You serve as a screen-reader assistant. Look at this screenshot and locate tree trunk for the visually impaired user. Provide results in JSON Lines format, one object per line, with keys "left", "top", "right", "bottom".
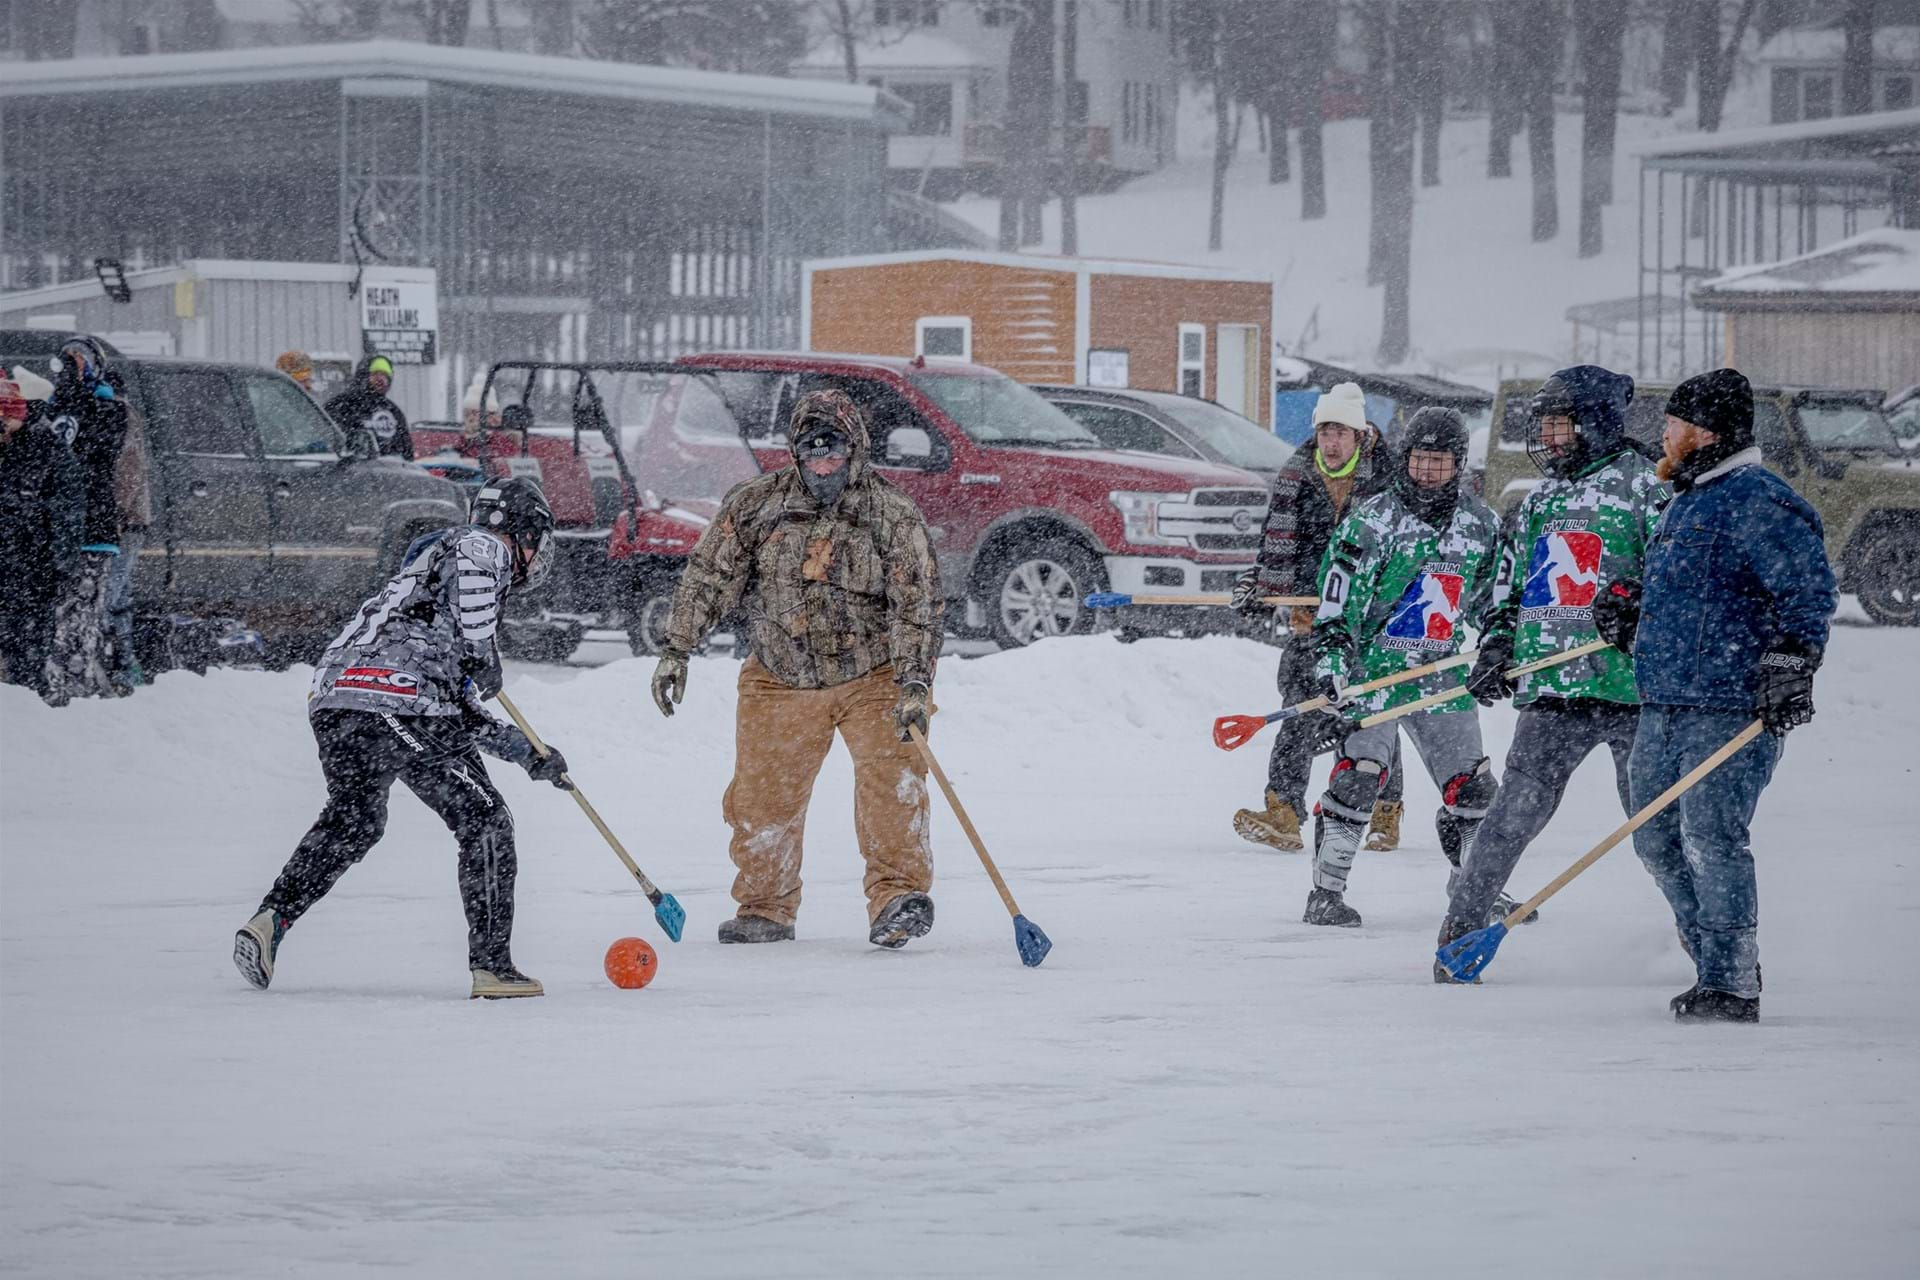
{"left": 1659, "top": 0, "right": 1693, "bottom": 114}
{"left": 1000, "top": 1, "right": 1052, "bottom": 251}
{"left": 834, "top": 0, "right": 860, "bottom": 83}
{"left": 1366, "top": 3, "right": 1390, "bottom": 284}
{"left": 1061, "top": 0, "right": 1081, "bottom": 256}
{"left": 1577, "top": 0, "right": 1625, "bottom": 257}
{"left": 1411, "top": 3, "right": 1444, "bottom": 188}
{"left": 1210, "top": 76, "right": 1232, "bottom": 251}
{"left": 1296, "top": 0, "right": 1332, "bottom": 219}
{"left": 1488, "top": 7, "right": 1517, "bottom": 179}
{"left": 1523, "top": 0, "right": 1560, "bottom": 242}
{"left": 1696, "top": 0, "right": 1759, "bottom": 133}
{"left": 1268, "top": 98, "right": 1291, "bottom": 183}
{"left": 487, "top": 0, "right": 503, "bottom": 50}
{"left": 1378, "top": 2, "right": 1418, "bottom": 365}
{"left": 1841, "top": 0, "right": 1876, "bottom": 116}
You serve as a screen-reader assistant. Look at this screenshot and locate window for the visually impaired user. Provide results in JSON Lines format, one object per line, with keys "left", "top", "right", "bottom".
{"left": 1802, "top": 73, "right": 1835, "bottom": 121}
{"left": 1884, "top": 74, "right": 1914, "bottom": 112}
{"left": 247, "top": 375, "right": 339, "bottom": 456}
{"left": 1771, "top": 68, "right": 1801, "bottom": 123}
{"left": 916, "top": 316, "right": 972, "bottom": 362}
{"left": 1054, "top": 402, "right": 1197, "bottom": 458}
{"left": 146, "top": 371, "right": 252, "bottom": 455}
{"left": 906, "top": 370, "right": 1099, "bottom": 448}
{"left": 889, "top": 82, "right": 954, "bottom": 137}
{"left": 1177, "top": 324, "right": 1206, "bottom": 398}
{"left": 874, "top": 0, "right": 938, "bottom": 26}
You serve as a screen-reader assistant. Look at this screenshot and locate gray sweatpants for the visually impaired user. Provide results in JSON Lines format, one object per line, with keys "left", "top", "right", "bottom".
{"left": 1314, "top": 708, "right": 1491, "bottom": 895}
{"left": 1445, "top": 699, "right": 1637, "bottom": 928}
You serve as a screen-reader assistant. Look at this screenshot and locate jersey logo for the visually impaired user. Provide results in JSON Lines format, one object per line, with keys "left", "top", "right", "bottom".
{"left": 336, "top": 666, "right": 421, "bottom": 697}
{"left": 1520, "top": 529, "right": 1602, "bottom": 618}
{"left": 1383, "top": 570, "right": 1465, "bottom": 649}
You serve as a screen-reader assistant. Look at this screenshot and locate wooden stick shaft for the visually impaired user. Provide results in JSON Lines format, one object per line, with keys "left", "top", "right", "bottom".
{"left": 1503, "top": 719, "right": 1764, "bottom": 926}
{"left": 495, "top": 692, "right": 660, "bottom": 899}
{"left": 907, "top": 725, "right": 1022, "bottom": 920}
{"left": 1123, "top": 593, "right": 1318, "bottom": 607}
{"left": 1352, "top": 639, "right": 1616, "bottom": 729}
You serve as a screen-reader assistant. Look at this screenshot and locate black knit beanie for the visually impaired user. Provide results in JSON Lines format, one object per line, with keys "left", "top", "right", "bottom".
{"left": 1665, "top": 369, "right": 1754, "bottom": 450}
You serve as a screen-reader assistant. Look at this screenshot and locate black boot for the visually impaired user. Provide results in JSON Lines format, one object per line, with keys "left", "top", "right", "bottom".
{"left": 1434, "top": 916, "right": 1479, "bottom": 984}
{"left": 1674, "top": 988, "right": 1759, "bottom": 1023}
{"left": 718, "top": 914, "right": 795, "bottom": 944}
{"left": 869, "top": 893, "right": 935, "bottom": 949}
{"left": 1303, "top": 887, "right": 1362, "bottom": 927}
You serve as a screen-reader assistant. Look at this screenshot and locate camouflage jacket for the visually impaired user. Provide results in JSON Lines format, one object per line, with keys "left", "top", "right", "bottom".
{"left": 664, "top": 393, "right": 941, "bottom": 690}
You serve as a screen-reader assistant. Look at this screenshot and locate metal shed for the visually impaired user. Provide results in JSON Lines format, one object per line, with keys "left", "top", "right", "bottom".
{"left": 1, "top": 41, "right": 976, "bottom": 415}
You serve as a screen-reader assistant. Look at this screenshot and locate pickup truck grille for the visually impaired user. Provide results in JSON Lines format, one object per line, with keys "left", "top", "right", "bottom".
{"left": 1155, "top": 487, "right": 1267, "bottom": 553}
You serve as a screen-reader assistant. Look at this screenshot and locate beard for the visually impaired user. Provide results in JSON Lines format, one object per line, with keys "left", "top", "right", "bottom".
{"left": 1656, "top": 427, "right": 1697, "bottom": 483}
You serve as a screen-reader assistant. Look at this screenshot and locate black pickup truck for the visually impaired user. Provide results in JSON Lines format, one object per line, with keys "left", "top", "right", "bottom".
{"left": 4, "top": 331, "right": 466, "bottom": 667}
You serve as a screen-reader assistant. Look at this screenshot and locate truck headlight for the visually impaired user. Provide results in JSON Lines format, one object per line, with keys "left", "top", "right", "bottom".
{"left": 1108, "top": 491, "right": 1187, "bottom": 548}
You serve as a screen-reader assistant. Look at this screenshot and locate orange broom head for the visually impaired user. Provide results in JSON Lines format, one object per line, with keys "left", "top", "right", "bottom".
{"left": 1213, "top": 715, "right": 1267, "bottom": 752}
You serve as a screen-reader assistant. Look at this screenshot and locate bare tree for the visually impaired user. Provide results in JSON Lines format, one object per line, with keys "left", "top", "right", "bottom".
{"left": 1577, "top": 0, "right": 1626, "bottom": 256}
{"left": 1694, "top": 0, "right": 1760, "bottom": 132}
{"left": 1841, "top": 0, "right": 1876, "bottom": 116}
{"left": 1659, "top": 0, "right": 1692, "bottom": 113}
{"left": 525, "top": 0, "right": 575, "bottom": 54}
{"left": 406, "top": 0, "right": 473, "bottom": 45}
{"left": 1296, "top": 0, "right": 1333, "bottom": 219}
{"left": 1408, "top": 1, "right": 1446, "bottom": 188}
{"left": 1061, "top": 0, "right": 1083, "bottom": 255}
{"left": 998, "top": 0, "right": 1053, "bottom": 250}
{"left": 1488, "top": 3, "right": 1521, "bottom": 178}
{"left": 1520, "top": 0, "right": 1561, "bottom": 241}
{"left": 1372, "top": 2, "right": 1418, "bottom": 364}
{"left": 1210, "top": 7, "right": 1232, "bottom": 251}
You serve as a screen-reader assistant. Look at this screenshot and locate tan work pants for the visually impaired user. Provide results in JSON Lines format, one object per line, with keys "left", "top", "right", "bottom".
{"left": 724, "top": 658, "right": 932, "bottom": 926}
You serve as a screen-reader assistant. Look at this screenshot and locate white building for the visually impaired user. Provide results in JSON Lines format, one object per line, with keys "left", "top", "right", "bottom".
{"left": 795, "top": 1, "right": 1180, "bottom": 199}
{"left": 1754, "top": 22, "right": 1918, "bottom": 124}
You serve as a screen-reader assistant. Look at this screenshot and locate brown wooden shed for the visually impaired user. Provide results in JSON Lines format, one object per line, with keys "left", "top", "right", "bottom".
{"left": 801, "top": 250, "right": 1273, "bottom": 425}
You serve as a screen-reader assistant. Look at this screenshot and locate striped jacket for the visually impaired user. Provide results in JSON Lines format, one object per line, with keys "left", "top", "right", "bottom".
{"left": 1251, "top": 436, "right": 1393, "bottom": 624}
{"left": 307, "top": 528, "right": 526, "bottom": 758}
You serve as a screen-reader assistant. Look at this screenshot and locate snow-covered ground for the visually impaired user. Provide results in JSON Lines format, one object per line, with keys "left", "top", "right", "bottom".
{"left": 951, "top": 107, "right": 1680, "bottom": 384}
{"left": 3, "top": 629, "right": 1917, "bottom": 1276}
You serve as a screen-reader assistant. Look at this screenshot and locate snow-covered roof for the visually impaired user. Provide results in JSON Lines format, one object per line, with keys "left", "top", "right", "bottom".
{"left": 0, "top": 40, "right": 906, "bottom": 126}
{"left": 1633, "top": 105, "right": 1920, "bottom": 159}
{"left": 804, "top": 249, "right": 1269, "bottom": 285}
{"left": 797, "top": 29, "right": 993, "bottom": 75}
{"left": 1757, "top": 23, "right": 1919, "bottom": 65}
{"left": 1693, "top": 229, "right": 1920, "bottom": 310}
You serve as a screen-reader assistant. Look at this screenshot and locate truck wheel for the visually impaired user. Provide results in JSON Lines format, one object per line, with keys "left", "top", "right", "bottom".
{"left": 498, "top": 619, "right": 583, "bottom": 663}
{"left": 982, "top": 538, "right": 1104, "bottom": 648}
{"left": 625, "top": 590, "right": 676, "bottom": 656}
{"left": 1855, "top": 527, "right": 1920, "bottom": 626}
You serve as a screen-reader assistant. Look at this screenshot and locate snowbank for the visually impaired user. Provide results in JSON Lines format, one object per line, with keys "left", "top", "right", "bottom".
{"left": 3, "top": 631, "right": 1919, "bottom": 1275}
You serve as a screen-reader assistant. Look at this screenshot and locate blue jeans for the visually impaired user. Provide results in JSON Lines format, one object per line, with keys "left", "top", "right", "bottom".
{"left": 1629, "top": 705, "right": 1780, "bottom": 999}
{"left": 107, "top": 528, "right": 143, "bottom": 678}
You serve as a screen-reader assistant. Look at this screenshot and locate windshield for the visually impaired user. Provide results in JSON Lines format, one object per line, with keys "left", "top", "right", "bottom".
{"left": 628, "top": 372, "right": 766, "bottom": 502}
{"left": 908, "top": 370, "right": 1100, "bottom": 448}
{"left": 1800, "top": 401, "right": 1901, "bottom": 454}
{"left": 1149, "top": 396, "right": 1295, "bottom": 471}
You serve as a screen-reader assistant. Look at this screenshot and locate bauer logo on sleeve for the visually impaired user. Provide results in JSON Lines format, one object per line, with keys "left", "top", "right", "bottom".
{"left": 1520, "top": 524, "right": 1602, "bottom": 620}
{"left": 1383, "top": 566, "right": 1465, "bottom": 650}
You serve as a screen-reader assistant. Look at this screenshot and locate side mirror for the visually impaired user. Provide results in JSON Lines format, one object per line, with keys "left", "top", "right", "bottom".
{"left": 886, "top": 426, "right": 934, "bottom": 464}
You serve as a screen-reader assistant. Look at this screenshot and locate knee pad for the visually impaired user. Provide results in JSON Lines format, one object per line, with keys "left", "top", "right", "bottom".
{"left": 1320, "top": 756, "right": 1386, "bottom": 824}
{"left": 1441, "top": 757, "right": 1497, "bottom": 818}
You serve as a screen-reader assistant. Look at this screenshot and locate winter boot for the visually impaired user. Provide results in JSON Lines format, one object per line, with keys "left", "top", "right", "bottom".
{"left": 1434, "top": 916, "right": 1480, "bottom": 984}
{"left": 232, "top": 909, "right": 289, "bottom": 990}
{"left": 1303, "top": 887, "right": 1362, "bottom": 928}
{"left": 869, "top": 892, "right": 935, "bottom": 949}
{"left": 1492, "top": 891, "right": 1540, "bottom": 926}
{"left": 1364, "top": 801, "right": 1403, "bottom": 852}
{"left": 1674, "top": 988, "right": 1758, "bottom": 1023}
{"left": 471, "top": 966, "right": 544, "bottom": 999}
{"left": 1233, "top": 791, "right": 1303, "bottom": 851}
{"left": 718, "top": 914, "right": 795, "bottom": 944}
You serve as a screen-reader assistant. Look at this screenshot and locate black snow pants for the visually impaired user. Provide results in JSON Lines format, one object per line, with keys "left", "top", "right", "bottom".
{"left": 1267, "top": 634, "right": 1402, "bottom": 811}
{"left": 1444, "top": 698, "right": 1638, "bottom": 928}
{"left": 260, "top": 708, "right": 519, "bottom": 971}
{"left": 0, "top": 583, "right": 57, "bottom": 700}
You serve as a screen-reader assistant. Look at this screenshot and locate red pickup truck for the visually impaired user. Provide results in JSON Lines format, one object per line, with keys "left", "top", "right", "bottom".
{"left": 611, "top": 352, "right": 1270, "bottom": 651}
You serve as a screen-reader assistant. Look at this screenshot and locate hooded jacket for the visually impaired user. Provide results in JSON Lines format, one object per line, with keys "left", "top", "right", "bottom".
{"left": 0, "top": 418, "right": 86, "bottom": 603}
{"left": 45, "top": 340, "right": 129, "bottom": 549}
{"left": 1252, "top": 430, "right": 1393, "bottom": 630}
{"left": 665, "top": 390, "right": 941, "bottom": 690}
{"left": 324, "top": 357, "right": 412, "bottom": 458}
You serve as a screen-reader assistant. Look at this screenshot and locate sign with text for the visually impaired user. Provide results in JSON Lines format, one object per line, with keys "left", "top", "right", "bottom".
{"left": 360, "top": 275, "right": 439, "bottom": 365}
{"left": 1088, "top": 348, "right": 1129, "bottom": 389}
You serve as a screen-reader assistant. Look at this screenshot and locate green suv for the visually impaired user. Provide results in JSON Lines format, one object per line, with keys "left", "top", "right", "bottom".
{"left": 1487, "top": 380, "right": 1920, "bottom": 626}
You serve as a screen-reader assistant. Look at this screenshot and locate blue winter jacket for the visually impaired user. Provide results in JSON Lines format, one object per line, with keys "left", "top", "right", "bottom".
{"left": 1633, "top": 453, "right": 1836, "bottom": 711}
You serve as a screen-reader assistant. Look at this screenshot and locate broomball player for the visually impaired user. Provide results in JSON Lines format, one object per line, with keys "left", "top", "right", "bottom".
{"left": 233, "top": 478, "right": 574, "bottom": 999}
{"left": 1435, "top": 366, "right": 1670, "bottom": 980}
{"left": 1297, "top": 408, "right": 1502, "bottom": 927}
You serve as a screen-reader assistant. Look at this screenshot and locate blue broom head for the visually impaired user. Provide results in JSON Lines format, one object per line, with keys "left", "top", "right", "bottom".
{"left": 654, "top": 893, "right": 687, "bottom": 944}
{"left": 1435, "top": 920, "right": 1508, "bottom": 983}
{"left": 1082, "top": 592, "right": 1131, "bottom": 609}
{"left": 1013, "top": 914, "right": 1053, "bottom": 968}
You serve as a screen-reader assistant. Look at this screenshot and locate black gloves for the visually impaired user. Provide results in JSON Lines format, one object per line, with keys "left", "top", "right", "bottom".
{"left": 1466, "top": 635, "right": 1516, "bottom": 706}
{"left": 1299, "top": 708, "right": 1350, "bottom": 755}
{"left": 1594, "top": 578, "right": 1643, "bottom": 653}
{"left": 1230, "top": 568, "right": 1267, "bottom": 617}
{"left": 526, "top": 745, "right": 574, "bottom": 790}
{"left": 1755, "top": 642, "right": 1819, "bottom": 735}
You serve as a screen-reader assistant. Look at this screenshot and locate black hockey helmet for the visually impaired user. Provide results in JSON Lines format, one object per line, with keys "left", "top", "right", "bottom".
{"left": 471, "top": 476, "right": 556, "bottom": 589}
{"left": 1395, "top": 406, "right": 1468, "bottom": 525}
{"left": 1528, "top": 365, "right": 1634, "bottom": 479}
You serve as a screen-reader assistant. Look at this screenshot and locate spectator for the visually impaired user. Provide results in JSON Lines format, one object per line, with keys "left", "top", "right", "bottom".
{"left": 107, "top": 367, "right": 153, "bottom": 693}
{"left": 0, "top": 374, "right": 85, "bottom": 703}
{"left": 44, "top": 337, "right": 128, "bottom": 701}
{"left": 275, "top": 350, "right": 316, "bottom": 394}
{"left": 324, "top": 354, "right": 411, "bottom": 458}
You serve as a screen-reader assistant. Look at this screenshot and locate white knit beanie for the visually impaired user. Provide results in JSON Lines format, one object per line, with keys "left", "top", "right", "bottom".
{"left": 462, "top": 375, "right": 499, "bottom": 415}
{"left": 1311, "top": 381, "right": 1368, "bottom": 433}
{"left": 10, "top": 364, "right": 55, "bottom": 401}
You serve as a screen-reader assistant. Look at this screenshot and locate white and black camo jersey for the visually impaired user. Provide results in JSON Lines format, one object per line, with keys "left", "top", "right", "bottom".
{"left": 309, "top": 527, "right": 512, "bottom": 717}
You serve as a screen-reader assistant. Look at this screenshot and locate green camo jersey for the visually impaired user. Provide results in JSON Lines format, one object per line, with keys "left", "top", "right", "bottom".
{"left": 1484, "top": 448, "right": 1669, "bottom": 706}
{"left": 1312, "top": 488, "right": 1501, "bottom": 715}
